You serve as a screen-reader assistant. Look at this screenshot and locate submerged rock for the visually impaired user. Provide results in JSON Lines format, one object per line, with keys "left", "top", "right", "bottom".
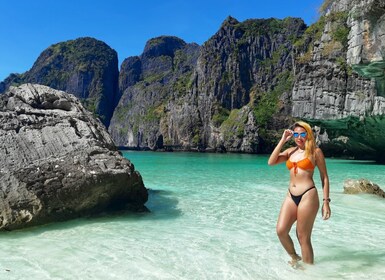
{"left": 0, "top": 83, "right": 148, "bottom": 230}
{"left": 343, "top": 178, "right": 385, "bottom": 198}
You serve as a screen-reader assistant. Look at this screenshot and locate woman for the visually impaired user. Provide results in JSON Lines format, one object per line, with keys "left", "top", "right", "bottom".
{"left": 268, "top": 121, "right": 331, "bottom": 265}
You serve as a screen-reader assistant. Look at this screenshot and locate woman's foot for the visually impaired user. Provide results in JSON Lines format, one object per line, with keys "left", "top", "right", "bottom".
{"left": 288, "top": 253, "right": 302, "bottom": 268}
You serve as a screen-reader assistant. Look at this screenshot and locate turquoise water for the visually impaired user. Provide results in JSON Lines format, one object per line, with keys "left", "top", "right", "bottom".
{"left": 1, "top": 151, "right": 384, "bottom": 279}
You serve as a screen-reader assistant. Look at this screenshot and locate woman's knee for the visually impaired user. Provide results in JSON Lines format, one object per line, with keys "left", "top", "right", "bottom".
{"left": 296, "top": 230, "right": 311, "bottom": 245}
{"left": 276, "top": 225, "right": 289, "bottom": 238}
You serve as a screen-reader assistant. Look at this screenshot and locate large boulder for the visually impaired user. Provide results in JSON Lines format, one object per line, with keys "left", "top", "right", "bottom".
{"left": 0, "top": 83, "right": 148, "bottom": 230}
{"left": 343, "top": 178, "right": 385, "bottom": 198}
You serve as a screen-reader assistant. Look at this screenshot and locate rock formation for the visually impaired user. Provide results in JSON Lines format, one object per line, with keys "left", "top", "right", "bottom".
{"left": 0, "top": 84, "right": 148, "bottom": 230}
{"left": 343, "top": 178, "right": 385, "bottom": 198}
{"left": 110, "top": 18, "right": 306, "bottom": 152}
{"left": 291, "top": 0, "right": 385, "bottom": 161}
{"left": 3, "top": 0, "right": 385, "bottom": 161}
{"left": 0, "top": 37, "right": 119, "bottom": 127}
{"left": 109, "top": 36, "right": 201, "bottom": 150}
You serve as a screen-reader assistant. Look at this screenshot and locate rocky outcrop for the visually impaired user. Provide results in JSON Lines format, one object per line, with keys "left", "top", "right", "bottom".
{"left": 292, "top": 0, "right": 384, "bottom": 119}
{"left": 0, "top": 37, "right": 119, "bottom": 127}
{"left": 0, "top": 83, "right": 147, "bottom": 230}
{"left": 109, "top": 36, "right": 201, "bottom": 150}
{"left": 110, "top": 18, "right": 306, "bottom": 152}
{"left": 291, "top": 0, "right": 385, "bottom": 161}
{"left": 347, "top": 0, "right": 385, "bottom": 102}
{"left": 191, "top": 17, "right": 304, "bottom": 152}
{"left": 346, "top": 0, "right": 385, "bottom": 66}
{"left": 343, "top": 178, "right": 385, "bottom": 198}
{"left": 3, "top": 1, "right": 385, "bottom": 161}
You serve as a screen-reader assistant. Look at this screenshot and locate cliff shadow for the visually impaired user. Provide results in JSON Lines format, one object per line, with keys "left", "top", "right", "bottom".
{"left": 79, "top": 188, "right": 181, "bottom": 222}
{"left": 83, "top": 188, "right": 181, "bottom": 222}
{"left": 143, "top": 188, "right": 182, "bottom": 220}
{"left": 0, "top": 189, "right": 181, "bottom": 235}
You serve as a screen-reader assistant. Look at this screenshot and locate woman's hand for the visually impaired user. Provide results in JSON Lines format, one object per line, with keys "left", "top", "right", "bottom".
{"left": 268, "top": 129, "right": 293, "bottom": 166}
{"left": 322, "top": 203, "right": 331, "bottom": 220}
{"left": 281, "top": 129, "right": 293, "bottom": 143}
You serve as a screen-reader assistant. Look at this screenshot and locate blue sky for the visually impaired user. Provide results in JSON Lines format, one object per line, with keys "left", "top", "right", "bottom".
{"left": 0, "top": 0, "right": 324, "bottom": 81}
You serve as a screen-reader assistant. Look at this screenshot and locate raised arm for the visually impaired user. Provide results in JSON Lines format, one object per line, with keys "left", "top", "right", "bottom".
{"left": 268, "top": 129, "right": 294, "bottom": 166}
{"left": 315, "top": 147, "right": 331, "bottom": 220}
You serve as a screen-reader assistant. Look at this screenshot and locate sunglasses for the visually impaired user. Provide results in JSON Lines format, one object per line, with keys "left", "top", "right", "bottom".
{"left": 293, "top": 132, "right": 307, "bottom": 138}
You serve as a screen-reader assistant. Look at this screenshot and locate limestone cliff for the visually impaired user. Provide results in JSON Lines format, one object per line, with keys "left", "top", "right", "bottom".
{"left": 111, "top": 3, "right": 385, "bottom": 159}
{"left": 293, "top": 0, "right": 385, "bottom": 119}
{"left": 110, "top": 18, "right": 306, "bottom": 152}
{"left": 0, "top": 37, "right": 119, "bottom": 127}
{"left": 0, "top": 84, "right": 147, "bottom": 230}
{"left": 292, "top": 0, "right": 385, "bottom": 161}
{"left": 3, "top": 0, "right": 385, "bottom": 161}
{"left": 109, "top": 36, "right": 201, "bottom": 150}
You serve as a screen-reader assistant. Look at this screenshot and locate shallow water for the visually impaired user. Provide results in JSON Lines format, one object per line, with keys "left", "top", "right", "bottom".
{"left": 0, "top": 152, "right": 384, "bottom": 279}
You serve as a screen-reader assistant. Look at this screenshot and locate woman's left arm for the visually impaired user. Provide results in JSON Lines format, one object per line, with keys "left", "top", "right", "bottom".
{"left": 315, "top": 148, "right": 331, "bottom": 220}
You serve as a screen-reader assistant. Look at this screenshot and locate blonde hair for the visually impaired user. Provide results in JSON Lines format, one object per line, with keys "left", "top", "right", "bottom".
{"left": 294, "top": 121, "right": 315, "bottom": 158}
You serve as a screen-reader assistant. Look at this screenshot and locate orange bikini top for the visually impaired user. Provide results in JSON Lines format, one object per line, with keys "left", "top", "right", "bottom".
{"left": 286, "top": 158, "right": 315, "bottom": 175}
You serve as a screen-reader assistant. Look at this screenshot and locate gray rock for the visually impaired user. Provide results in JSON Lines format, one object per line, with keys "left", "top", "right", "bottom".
{"left": 110, "top": 18, "right": 305, "bottom": 152}
{"left": 290, "top": 0, "right": 385, "bottom": 161}
{"left": 109, "top": 36, "right": 201, "bottom": 150}
{"left": 0, "top": 83, "right": 148, "bottom": 230}
{"left": 343, "top": 178, "right": 385, "bottom": 198}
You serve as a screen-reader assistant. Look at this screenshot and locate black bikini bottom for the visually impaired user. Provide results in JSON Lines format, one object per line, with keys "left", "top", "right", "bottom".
{"left": 289, "top": 186, "right": 316, "bottom": 206}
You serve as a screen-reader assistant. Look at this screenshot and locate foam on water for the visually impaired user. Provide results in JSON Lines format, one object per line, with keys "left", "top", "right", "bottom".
{"left": 0, "top": 152, "right": 384, "bottom": 279}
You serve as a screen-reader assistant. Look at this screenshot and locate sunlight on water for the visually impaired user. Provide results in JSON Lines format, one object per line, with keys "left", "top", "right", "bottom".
{"left": 0, "top": 152, "right": 384, "bottom": 279}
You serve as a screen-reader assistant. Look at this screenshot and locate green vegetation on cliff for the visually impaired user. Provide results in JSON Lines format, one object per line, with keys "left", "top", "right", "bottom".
{"left": 221, "top": 109, "right": 247, "bottom": 141}
{"left": 236, "top": 17, "right": 303, "bottom": 38}
{"left": 295, "top": 9, "right": 349, "bottom": 65}
{"left": 253, "top": 70, "right": 294, "bottom": 127}
{"left": 212, "top": 104, "right": 230, "bottom": 127}
{"left": 1, "top": 37, "right": 119, "bottom": 126}
{"left": 319, "top": 0, "right": 335, "bottom": 15}
{"left": 294, "top": 16, "right": 326, "bottom": 63}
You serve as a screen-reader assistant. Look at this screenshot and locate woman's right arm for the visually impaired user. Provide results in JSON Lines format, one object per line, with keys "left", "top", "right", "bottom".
{"left": 268, "top": 129, "right": 293, "bottom": 166}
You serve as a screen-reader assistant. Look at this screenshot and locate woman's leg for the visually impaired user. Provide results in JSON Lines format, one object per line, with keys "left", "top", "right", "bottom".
{"left": 296, "top": 189, "right": 319, "bottom": 264}
{"left": 276, "top": 195, "right": 300, "bottom": 261}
